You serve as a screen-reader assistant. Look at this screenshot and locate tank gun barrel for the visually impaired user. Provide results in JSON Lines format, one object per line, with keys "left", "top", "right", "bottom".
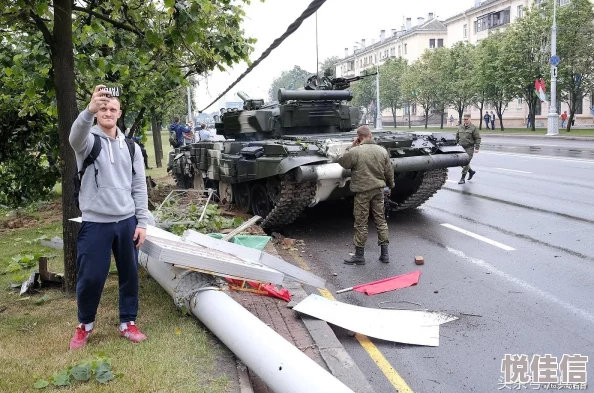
{"left": 278, "top": 88, "right": 353, "bottom": 103}
{"left": 237, "top": 91, "right": 251, "bottom": 102}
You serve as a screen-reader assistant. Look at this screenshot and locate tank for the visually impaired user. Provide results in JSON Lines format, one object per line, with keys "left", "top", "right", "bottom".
{"left": 167, "top": 73, "right": 470, "bottom": 230}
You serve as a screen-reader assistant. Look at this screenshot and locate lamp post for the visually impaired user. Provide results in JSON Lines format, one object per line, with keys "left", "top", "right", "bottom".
{"left": 547, "top": 0, "right": 559, "bottom": 136}
{"left": 376, "top": 64, "right": 383, "bottom": 130}
{"left": 187, "top": 86, "right": 193, "bottom": 124}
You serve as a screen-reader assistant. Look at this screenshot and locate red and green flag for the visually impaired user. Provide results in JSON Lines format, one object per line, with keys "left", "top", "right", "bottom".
{"left": 535, "top": 78, "right": 547, "bottom": 102}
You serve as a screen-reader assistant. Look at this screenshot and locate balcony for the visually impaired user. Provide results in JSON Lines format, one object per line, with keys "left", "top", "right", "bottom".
{"left": 475, "top": 7, "right": 511, "bottom": 33}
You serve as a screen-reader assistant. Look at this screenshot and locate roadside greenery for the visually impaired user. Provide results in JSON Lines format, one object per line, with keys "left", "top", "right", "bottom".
{"left": 346, "top": 0, "right": 594, "bottom": 132}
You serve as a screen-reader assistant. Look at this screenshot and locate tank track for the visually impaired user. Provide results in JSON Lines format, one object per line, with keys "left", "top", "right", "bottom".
{"left": 261, "top": 175, "right": 317, "bottom": 230}
{"left": 393, "top": 168, "right": 448, "bottom": 211}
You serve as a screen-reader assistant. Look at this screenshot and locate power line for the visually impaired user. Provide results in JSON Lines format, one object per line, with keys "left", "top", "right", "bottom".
{"left": 198, "top": 0, "right": 327, "bottom": 113}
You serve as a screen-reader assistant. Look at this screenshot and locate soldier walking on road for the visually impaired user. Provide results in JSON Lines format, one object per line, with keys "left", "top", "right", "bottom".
{"left": 457, "top": 114, "right": 481, "bottom": 184}
{"left": 338, "top": 126, "right": 395, "bottom": 265}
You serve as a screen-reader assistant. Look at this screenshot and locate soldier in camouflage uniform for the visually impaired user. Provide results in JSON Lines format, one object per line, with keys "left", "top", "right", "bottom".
{"left": 456, "top": 114, "right": 481, "bottom": 184}
{"left": 338, "top": 126, "right": 395, "bottom": 265}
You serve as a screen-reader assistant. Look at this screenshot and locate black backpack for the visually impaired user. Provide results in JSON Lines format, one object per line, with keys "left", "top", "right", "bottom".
{"left": 73, "top": 134, "right": 136, "bottom": 209}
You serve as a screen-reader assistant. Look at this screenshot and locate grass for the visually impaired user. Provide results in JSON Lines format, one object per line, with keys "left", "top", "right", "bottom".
{"left": 382, "top": 126, "right": 594, "bottom": 137}
{"left": 144, "top": 130, "right": 174, "bottom": 180}
{"left": 0, "top": 207, "right": 231, "bottom": 393}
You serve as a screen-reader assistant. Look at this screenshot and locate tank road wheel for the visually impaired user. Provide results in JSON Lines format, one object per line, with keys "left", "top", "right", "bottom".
{"left": 251, "top": 183, "right": 272, "bottom": 219}
{"left": 233, "top": 183, "right": 251, "bottom": 213}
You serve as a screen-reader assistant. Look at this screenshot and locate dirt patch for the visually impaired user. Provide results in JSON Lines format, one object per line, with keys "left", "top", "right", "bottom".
{"left": 0, "top": 200, "right": 62, "bottom": 232}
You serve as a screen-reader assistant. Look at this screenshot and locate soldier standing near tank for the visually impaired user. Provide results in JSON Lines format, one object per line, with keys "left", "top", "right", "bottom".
{"left": 338, "top": 126, "right": 395, "bottom": 265}
{"left": 457, "top": 114, "right": 481, "bottom": 184}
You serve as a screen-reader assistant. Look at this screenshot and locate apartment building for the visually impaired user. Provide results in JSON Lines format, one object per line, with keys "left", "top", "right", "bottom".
{"left": 335, "top": 0, "right": 594, "bottom": 127}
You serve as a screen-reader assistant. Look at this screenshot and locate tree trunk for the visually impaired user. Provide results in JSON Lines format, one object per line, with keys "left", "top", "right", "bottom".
{"left": 458, "top": 108, "right": 464, "bottom": 126}
{"left": 478, "top": 105, "right": 483, "bottom": 130}
{"left": 118, "top": 109, "right": 127, "bottom": 133}
{"left": 151, "top": 113, "right": 163, "bottom": 168}
{"left": 440, "top": 106, "right": 445, "bottom": 129}
{"left": 391, "top": 105, "right": 397, "bottom": 128}
{"left": 128, "top": 107, "right": 146, "bottom": 139}
{"left": 408, "top": 103, "right": 411, "bottom": 129}
{"left": 52, "top": 0, "right": 79, "bottom": 293}
{"left": 424, "top": 107, "right": 429, "bottom": 129}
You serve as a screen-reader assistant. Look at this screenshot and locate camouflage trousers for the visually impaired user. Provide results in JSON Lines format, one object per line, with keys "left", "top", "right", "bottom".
{"left": 352, "top": 188, "right": 389, "bottom": 248}
{"left": 461, "top": 146, "right": 475, "bottom": 176}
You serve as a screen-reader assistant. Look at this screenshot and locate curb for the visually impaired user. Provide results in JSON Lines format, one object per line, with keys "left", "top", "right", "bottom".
{"left": 284, "top": 280, "right": 376, "bottom": 393}
{"left": 481, "top": 133, "right": 594, "bottom": 140}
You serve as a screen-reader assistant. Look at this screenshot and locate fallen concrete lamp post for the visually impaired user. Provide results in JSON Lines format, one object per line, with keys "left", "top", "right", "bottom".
{"left": 140, "top": 226, "right": 353, "bottom": 393}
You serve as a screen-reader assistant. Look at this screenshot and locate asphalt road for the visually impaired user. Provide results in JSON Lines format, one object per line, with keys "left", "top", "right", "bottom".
{"left": 285, "top": 136, "right": 594, "bottom": 392}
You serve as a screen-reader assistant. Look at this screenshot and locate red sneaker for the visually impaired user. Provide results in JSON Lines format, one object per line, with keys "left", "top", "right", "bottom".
{"left": 120, "top": 322, "right": 147, "bottom": 343}
{"left": 69, "top": 326, "right": 92, "bottom": 350}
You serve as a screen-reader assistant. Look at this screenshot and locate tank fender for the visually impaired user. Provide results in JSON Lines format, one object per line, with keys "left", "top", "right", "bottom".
{"left": 278, "top": 156, "right": 330, "bottom": 175}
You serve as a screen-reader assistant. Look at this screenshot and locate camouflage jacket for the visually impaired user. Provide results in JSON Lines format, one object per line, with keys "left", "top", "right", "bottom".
{"left": 456, "top": 123, "right": 481, "bottom": 150}
{"left": 338, "top": 139, "right": 395, "bottom": 193}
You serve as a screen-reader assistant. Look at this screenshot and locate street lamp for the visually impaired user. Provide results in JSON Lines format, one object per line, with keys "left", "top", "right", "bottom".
{"left": 376, "top": 64, "right": 383, "bottom": 130}
{"left": 547, "top": 0, "right": 559, "bottom": 136}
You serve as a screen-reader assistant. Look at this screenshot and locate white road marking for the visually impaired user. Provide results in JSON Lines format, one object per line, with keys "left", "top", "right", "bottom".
{"left": 494, "top": 168, "right": 533, "bottom": 174}
{"left": 446, "top": 180, "right": 458, "bottom": 184}
{"left": 482, "top": 151, "right": 594, "bottom": 164}
{"left": 447, "top": 247, "right": 594, "bottom": 325}
{"left": 441, "top": 223, "right": 516, "bottom": 251}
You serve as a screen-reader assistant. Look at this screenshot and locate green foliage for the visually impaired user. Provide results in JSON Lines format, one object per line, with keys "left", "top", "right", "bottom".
{"left": 155, "top": 199, "right": 244, "bottom": 236}
{"left": 1, "top": 253, "right": 43, "bottom": 275}
{"left": 379, "top": 58, "right": 407, "bottom": 125}
{"left": 268, "top": 66, "right": 312, "bottom": 101}
{"left": 33, "top": 354, "right": 117, "bottom": 389}
{"left": 351, "top": 75, "right": 376, "bottom": 126}
{"left": 402, "top": 51, "right": 442, "bottom": 128}
{"left": 556, "top": 0, "right": 594, "bottom": 130}
{"left": 442, "top": 42, "right": 477, "bottom": 118}
{"left": 318, "top": 56, "right": 340, "bottom": 76}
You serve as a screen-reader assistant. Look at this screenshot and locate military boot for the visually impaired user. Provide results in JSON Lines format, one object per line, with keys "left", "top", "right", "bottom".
{"left": 379, "top": 245, "right": 390, "bottom": 263}
{"left": 344, "top": 247, "right": 366, "bottom": 265}
{"left": 458, "top": 174, "right": 466, "bottom": 184}
{"left": 468, "top": 169, "right": 476, "bottom": 180}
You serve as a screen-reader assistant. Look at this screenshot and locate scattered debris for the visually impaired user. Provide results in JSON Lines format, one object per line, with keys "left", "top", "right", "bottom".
{"left": 434, "top": 290, "right": 439, "bottom": 294}
{"left": 293, "top": 294, "right": 457, "bottom": 346}
{"left": 336, "top": 271, "right": 422, "bottom": 295}
{"left": 40, "top": 236, "right": 63, "bottom": 250}
{"left": 222, "top": 215, "right": 261, "bottom": 241}
{"left": 281, "top": 238, "right": 297, "bottom": 247}
{"left": 460, "top": 313, "right": 483, "bottom": 317}
{"left": 415, "top": 256, "right": 424, "bottom": 265}
{"left": 38, "top": 257, "right": 63, "bottom": 286}
{"left": 20, "top": 272, "right": 38, "bottom": 295}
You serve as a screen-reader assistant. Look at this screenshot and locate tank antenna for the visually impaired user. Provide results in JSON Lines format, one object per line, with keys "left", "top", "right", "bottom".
{"left": 315, "top": 11, "right": 319, "bottom": 77}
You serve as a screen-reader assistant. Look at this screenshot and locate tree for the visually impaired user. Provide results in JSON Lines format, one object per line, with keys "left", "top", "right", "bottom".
{"left": 443, "top": 42, "right": 477, "bottom": 125}
{"left": 402, "top": 52, "right": 441, "bottom": 129}
{"left": 426, "top": 48, "right": 451, "bottom": 129}
{"left": 556, "top": 0, "right": 594, "bottom": 131}
{"left": 479, "top": 32, "right": 515, "bottom": 131}
{"left": 503, "top": 2, "right": 552, "bottom": 131}
{"left": 318, "top": 56, "right": 340, "bottom": 76}
{"left": 268, "top": 66, "right": 312, "bottom": 102}
{"left": 1, "top": 0, "right": 255, "bottom": 292}
{"left": 379, "top": 58, "right": 407, "bottom": 128}
{"left": 351, "top": 75, "right": 376, "bottom": 127}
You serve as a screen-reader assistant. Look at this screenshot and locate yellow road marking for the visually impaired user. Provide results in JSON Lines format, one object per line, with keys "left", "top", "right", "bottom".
{"left": 288, "top": 250, "right": 414, "bottom": 393}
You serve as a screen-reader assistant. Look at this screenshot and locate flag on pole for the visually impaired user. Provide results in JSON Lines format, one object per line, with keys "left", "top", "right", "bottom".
{"left": 535, "top": 78, "right": 547, "bottom": 102}
{"left": 336, "top": 270, "right": 422, "bottom": 295}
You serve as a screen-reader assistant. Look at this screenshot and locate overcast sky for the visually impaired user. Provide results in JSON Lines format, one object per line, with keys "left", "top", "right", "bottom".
{"left": 195, "top": 0, "right": 475, "bottom": 113}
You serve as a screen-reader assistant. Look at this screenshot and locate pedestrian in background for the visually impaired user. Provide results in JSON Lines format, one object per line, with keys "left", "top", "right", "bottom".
{"left": 483, "top": 112, "right": 491, "bottom": 130}
{"left": 456, "top": 114, "right": 481, "bottom": 184}
{"left": 198, "top": 123, "right": 211, "bottom": 141}
{"left": 490, "top": 111, "right": 496, "bottom": 130}
{"left": 337, "top": 126, "right": 395, "bottom": 265}
{"left": 449, "top": 115, "right": 455, "bottom": 127}
{"left": 561, "top": 111, "right": 568, "bottom": 128}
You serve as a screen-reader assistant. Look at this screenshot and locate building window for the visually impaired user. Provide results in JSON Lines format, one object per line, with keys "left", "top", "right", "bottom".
{"left": 463, "top": 24, "right": 467, "bottom": 38}
{"left": 429, "top": 39, "right": 436, "bottom": 49}
{"left": 517, "top": 5, "right": 524, "bottom": 18}
{"left": 438, "top": 39, "right": 444, "bottom": 48}
{"left": 476, "top": 8, "right": 511, "bottom": 32}
{"left": 517, "top": 98, "right": 523, "bottom": 109}
{"left": 404, "top": 44, "right": 407, "bottom": 54}
{"left": 559, "top": 0, "right": 570, "bottom": 5}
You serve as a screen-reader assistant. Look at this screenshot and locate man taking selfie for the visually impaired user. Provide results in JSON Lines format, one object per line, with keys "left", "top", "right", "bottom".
{"left": 338, "top": 126, "right": 395, "bottom": 265}
{"left": 68, "top": 85, "right": 150, "bottom": 350}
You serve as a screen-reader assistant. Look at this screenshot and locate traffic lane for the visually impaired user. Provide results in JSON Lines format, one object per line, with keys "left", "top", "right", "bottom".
{"left": 426, "top": 189, "right": 594, "bottom": 261}
{"left": 289, "top": 208, "right": 594, "bottom": 393}
{"left": 456, "top": 150, "right": 594, "bottom": 187}
{"left": 445, "top": 157, "right": 594, "bottom": 223}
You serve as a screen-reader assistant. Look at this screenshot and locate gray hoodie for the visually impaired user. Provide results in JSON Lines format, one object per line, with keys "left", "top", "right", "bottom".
{"left": 69, "top": 109, "right": 149, "bottom": 228}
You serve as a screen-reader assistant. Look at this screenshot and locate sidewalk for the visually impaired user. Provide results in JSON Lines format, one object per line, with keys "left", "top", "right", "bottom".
{"left": 224, "top": 241, "right": 374, "bottom": 393}
{"left": 480, "top": 132, "right": 594, "bottom": 140}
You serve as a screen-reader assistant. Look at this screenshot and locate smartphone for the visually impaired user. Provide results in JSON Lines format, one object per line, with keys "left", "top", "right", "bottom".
{"left": 100, "top": 86, "right": 122, "bottom": 98}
